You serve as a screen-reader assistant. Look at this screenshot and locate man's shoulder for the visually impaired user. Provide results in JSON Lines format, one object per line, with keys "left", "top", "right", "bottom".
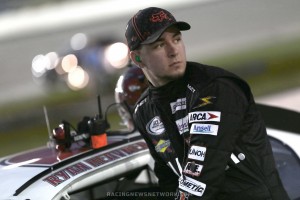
{"left": 186, "top": 61, "right": 235, "bottom": 78}
{"left": 133, "top": 88, "right": 149, "bottom": 114}
{"left": 186, "top": 61, "right": 252, "bottom": 100}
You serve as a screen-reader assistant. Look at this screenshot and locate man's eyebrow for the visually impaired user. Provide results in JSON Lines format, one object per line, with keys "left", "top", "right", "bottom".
{"left": 155, "top": 31, "right": 182, "bottom": 43}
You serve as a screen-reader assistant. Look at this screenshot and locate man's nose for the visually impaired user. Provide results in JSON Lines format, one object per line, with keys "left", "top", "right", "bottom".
{"left": 167, "top": 42, "right": 178, "bottom": 57}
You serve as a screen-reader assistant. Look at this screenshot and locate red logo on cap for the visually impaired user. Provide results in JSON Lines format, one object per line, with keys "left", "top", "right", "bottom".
{"left": 150, "top": 11, "right": 170, "bottom": 23}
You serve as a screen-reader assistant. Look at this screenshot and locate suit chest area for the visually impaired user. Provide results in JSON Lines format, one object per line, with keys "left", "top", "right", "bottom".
{"left": 141, "top": 95, "right": 189, "bottom": 166}
{"left": 142, "top": 87, "right": 220, "bottom": 148}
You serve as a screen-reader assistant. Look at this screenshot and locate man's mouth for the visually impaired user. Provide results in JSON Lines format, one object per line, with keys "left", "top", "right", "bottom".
{"left": 170, "top": 61, "right": 181, "bottom": 67}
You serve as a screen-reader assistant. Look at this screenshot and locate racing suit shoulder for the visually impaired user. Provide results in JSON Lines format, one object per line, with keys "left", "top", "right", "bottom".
{"left": 186, "top": 61, "right": 252, "bottom": 101}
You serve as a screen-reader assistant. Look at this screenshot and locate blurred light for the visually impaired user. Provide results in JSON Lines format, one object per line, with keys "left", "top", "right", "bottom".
{"left": 104, "top": 42, "right": 129, "bottom": 69}
{"left": 31, "top": 54, "right": 50, "bottom": 77}
{"left": 61, "top": 54, "right": 78, "bottom": 73}
{"left": 115, "top": 75, "right": 124, "bottom": 93}
{"left": 54, "top": 58, "right": 65, "bottom": 75}
{"left": 71, "top": 33, "right": 88, "bottom": 50}
{"left": 67, "top": 66, "right": 89, "bottom": 90}
{"left": 45, "top": 52, "right": 59, "bottom": 70}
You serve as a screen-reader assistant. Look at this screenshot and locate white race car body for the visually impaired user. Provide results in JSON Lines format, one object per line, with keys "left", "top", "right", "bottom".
{"left": 0, "top": 134, "right": 152, "bottom": 200}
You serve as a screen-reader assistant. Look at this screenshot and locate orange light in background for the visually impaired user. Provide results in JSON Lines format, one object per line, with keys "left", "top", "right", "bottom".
{"left": 54, "top": 57, "right": 65, "bottom": 75}
{"left": 104, "top": 42, "right": 129, "bottom": 69}
{"left": 67, "top": 66, "right": 89, "bottom": 90}
{"left": 61, "top": 54, "right": 78, "bottom": 73}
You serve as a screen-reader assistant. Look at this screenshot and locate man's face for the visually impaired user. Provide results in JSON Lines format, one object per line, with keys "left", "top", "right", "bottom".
{"left": 138, "top": 26, "right": 187, "bottom": 87}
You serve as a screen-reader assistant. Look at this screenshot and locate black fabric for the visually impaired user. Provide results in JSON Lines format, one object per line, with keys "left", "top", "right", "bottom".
{"left": 133, "top": 62, "right": 289, "bottom": 200}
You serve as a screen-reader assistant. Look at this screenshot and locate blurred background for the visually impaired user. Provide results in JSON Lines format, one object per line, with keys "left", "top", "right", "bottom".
{"left": 1, "top": 0, "right": 300, "bottom": 157}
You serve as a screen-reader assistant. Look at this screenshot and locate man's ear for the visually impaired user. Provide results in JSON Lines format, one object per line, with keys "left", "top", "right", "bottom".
{"left": 130, "top": 51, "right": 143, "bottom": 67}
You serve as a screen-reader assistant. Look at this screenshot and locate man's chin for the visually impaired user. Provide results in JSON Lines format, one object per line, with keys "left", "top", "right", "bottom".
{"left": 169, "top": 71, "right": 185, "bottom": 80}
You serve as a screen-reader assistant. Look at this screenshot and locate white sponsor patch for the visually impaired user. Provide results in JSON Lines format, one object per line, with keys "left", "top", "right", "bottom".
{"left": 183, "top": 162, "right": 203, "bottom": 177}
{"left": 146, "top": 116, "right": 165, "bottom": 135}
{"left": 178, "top": 175, "right": 206, "bottom": 197}
{"left": 176, "top": 115, "right": 189, "bottom": 135}
{"left": 188, "top": 146, "right": 206, "bottom": 161}
{"left": 190, "top": 123, "right": 219, "bottom": 136}
{"left": 189, "top": 111, "right": 221, "bottom": 123}
{"left": 170, "top": 98, "right": 186, "bottom": 114}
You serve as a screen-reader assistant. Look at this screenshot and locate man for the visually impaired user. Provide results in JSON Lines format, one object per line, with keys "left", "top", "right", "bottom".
{"left": 125, "top": 7, "right": 289, "bottom": 200}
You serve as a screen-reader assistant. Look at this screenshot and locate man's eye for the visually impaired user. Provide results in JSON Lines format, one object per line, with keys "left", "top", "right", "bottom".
{"left": 154, "top": 42, "right": 164, "bottom": 49}
{"left": 174, "top": 37, "right": 181, "bottom": 43}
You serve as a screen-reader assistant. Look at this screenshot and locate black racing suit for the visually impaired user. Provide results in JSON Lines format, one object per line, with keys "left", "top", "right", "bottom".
{"left": 133, "top": 62, "right": 289, "bottom": 200}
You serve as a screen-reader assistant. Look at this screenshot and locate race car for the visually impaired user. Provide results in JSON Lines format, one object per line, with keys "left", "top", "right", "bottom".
{"left": 0, "top": 101, "right": 299, "bottom": 200}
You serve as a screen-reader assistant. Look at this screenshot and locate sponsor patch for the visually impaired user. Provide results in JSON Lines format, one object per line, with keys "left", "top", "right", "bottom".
{"left": 190, "top": 123, "right": 219, "bottom": 136}
{"left": 155, "top": 140, "right": 171, "bottom": 153}
{"left": 176, "top": 115, "right": 189, "bottom": 135}
{"left": 188, "top": 146, "right": 206, "bottom": 161}
{"left": 189, "top": 111, "right": 221, "bottom": 123}
{"left": 193, "top": 96, "right": 216, "bottom": 109}
{"left": 183, "top": 162, "right": 203, "bottom": 177}
{"left": 178, "top": 175, "right": 206, "bottom": 197}
{"left": 146, "top": 116, "right": 165, "bottom": 135}
{"left": 170, "top": 98, "right": 186, "bottom": 114}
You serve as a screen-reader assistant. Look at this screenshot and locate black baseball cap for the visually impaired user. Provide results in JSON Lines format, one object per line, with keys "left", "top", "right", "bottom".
{"left": 125, "top": 7, "right": 191, "bottom": 51}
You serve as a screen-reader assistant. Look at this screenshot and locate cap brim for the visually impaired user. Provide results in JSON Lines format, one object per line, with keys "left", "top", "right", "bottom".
{"left": 140, "top": 21, "right": 191, "bottom": 45}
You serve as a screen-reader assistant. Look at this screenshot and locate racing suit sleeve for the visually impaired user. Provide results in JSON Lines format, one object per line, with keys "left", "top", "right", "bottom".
{"left": 179, "top": 78, "right": 250, "bottom": 199}
{"left": 144, "top": 134, "right": 179, "bottom": 193}
{"left": 133, "top": 113, "right": 179, "bottom": 196}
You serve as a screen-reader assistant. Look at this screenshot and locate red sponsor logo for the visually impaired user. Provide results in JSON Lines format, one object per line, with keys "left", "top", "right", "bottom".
{"left": 43, "top": 162, "right": 91, "bottom": 186}
{"left": 43, "top": 142, "right": 148, "bottom": 187}
{"left": 150, "top": 11, "right": 170, "bottom": 22}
